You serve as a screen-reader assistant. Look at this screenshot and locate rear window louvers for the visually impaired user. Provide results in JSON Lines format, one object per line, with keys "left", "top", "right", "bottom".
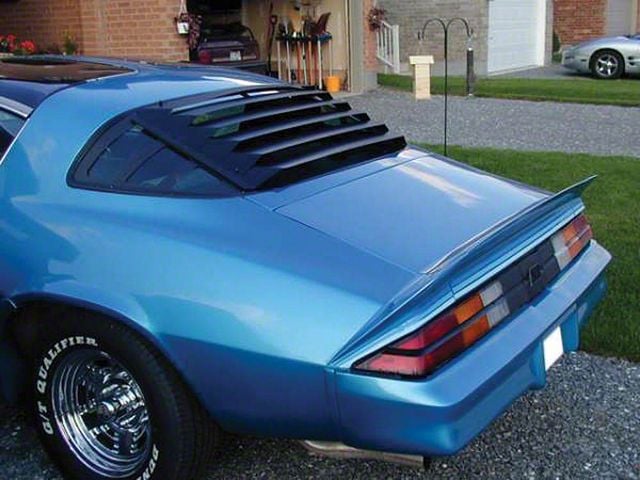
{"left": 128, "top": 86, "right": 406, "bottom": 191}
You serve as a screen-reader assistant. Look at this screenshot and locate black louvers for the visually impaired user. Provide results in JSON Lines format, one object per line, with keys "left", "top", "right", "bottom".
{"left": 131, "top": 85, "right": 407, "bottom": 190}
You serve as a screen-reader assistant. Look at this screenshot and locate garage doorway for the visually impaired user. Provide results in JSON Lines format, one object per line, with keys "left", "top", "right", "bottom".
{"left": 488, "top": 0, "right": 546, "bottom": 74}
{"left": 607, "top": 0, "right": 635, "bottom": 36}
{"left": 187, "top": 0, "right": 353, "bottom": 91}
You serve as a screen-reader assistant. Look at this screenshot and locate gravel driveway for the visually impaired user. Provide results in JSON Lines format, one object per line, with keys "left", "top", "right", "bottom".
{"left": 2, "top": 352, "right": 638, "bottom": 479}
{"left": 347, "top": 89, "right": 640, "bottom": 158}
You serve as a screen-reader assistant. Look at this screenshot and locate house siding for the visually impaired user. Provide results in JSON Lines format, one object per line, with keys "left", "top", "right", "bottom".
{"left": 378, "top": 0, "right": 489, "bottom": 75}
{"left": 0, "top": 0, "right": 188, "bottom": 62}
{"left": 378, "top": 0, "right": 553, "bottom": 75}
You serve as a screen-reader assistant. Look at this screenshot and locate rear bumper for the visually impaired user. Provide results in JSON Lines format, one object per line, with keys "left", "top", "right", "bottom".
{"left": 334, "top": 241, "right": 610, "bottom": 456}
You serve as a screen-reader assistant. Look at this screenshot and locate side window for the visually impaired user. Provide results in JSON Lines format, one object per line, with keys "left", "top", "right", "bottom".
{"left": 72, "top": 122, "right": 230, "bottom": 196}
{"left": 0, "top": 109, "right": 25, "bottom": 158}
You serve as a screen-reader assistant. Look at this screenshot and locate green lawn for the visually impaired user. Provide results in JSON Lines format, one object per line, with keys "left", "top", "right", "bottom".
{"left": 379, "top": 73, "right": 640, "bottom": 107}
{"left": 418, "top": 145, "right": 640, "bottom": 362}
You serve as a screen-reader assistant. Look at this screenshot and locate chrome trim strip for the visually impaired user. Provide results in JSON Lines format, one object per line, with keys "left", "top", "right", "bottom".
{"left": 0, "top": 96, "right": 32, "bottom": 118}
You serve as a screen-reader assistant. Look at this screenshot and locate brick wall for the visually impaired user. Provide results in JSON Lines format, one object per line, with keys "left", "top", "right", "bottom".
{"left": 79, "top": 0, "right": 187, "bottom": 61}
{"left": 378, "top": 0, "right": 489, "bottom": 75}
{"left": 0, "top": 0, "right": 188, "bottom": 62}
{"left": 363, "top": 0, "right": 378, "bottom": 73}
{"left": 553, "top": 0, "right": 607, "bottom": 46}
{"left": 0, "top": 0, "right": 83, "bottom": 52}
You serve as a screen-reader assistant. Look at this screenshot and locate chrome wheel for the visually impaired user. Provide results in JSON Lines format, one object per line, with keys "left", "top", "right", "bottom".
{"left": 595, "top": 53, "right": 620, "bottom": 78}
{"left": 51, "top": 348, "right": 151, "bottom": 478}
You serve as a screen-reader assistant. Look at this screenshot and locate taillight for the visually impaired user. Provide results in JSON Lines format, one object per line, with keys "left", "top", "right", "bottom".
{"left": 198, "top": 50, "right": 212, "bottom": 64}
{"left": 354, "top": 214, "right": 593, "bottom": 378}
{"left": 551, "top": 214, "right": 592, "bottom": 268}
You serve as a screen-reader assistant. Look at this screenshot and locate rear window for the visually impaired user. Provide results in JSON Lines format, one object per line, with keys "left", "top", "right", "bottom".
{"left": 70, "top": 122, "right": 231, "bottom": 196}
{"left": 70, "top": 86, "right": 406, "bottom": 193}
{"left": 0, "top": 109, "right": 24, "bottom": 157}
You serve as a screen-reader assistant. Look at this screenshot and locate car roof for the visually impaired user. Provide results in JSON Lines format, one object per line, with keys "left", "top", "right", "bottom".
{"left": 0, "top": 55, "right": 281, "bottom": 116}
{"left": 0, "top": 56, "right": 133, "bottom": 112}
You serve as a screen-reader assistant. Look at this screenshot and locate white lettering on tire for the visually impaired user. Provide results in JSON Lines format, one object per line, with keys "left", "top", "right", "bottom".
{"left": 136, "top": 444, "right": 160, "bottom": 480}
{"left": 35, "top": 336, "right": 98, "bottom": 435}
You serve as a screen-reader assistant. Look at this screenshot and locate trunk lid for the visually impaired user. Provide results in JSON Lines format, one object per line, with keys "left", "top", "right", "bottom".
{"left": 262, "top": 152, "right": 547, "bottom": 274}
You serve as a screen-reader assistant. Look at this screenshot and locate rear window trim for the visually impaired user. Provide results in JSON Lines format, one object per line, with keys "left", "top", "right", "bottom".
{"left": 68, "top": 113, "right": 237, "bottom": 198}
{"left": 68, "top": 85, "right": 406, "bottom": 196}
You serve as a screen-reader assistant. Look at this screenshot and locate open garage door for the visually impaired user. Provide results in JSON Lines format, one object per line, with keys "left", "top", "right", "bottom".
{"left": 607, "top": 0, "right": 635, "bottom": 36}
{"left": 488, "top": 0, "right": 546, "bottom": 74}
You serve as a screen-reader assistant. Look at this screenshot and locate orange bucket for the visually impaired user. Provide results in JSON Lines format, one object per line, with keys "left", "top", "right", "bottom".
{"left": 324, "top": 75, "right": 341, "bottom": 93}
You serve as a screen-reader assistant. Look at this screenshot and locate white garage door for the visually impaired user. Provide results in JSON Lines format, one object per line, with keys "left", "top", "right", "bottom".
{"left": 607, "top": 0, "right": 634, "bottom": 36}
{"left": 488, "top": 0, "right": 546, "bottom": 74}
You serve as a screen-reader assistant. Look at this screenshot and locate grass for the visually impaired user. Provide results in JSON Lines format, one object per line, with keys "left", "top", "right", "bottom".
{"left": 418, "top": 144, "right": 640, "bottom": 363}
{"left": 379, "top": 73, "right": 640, "bottom": 107}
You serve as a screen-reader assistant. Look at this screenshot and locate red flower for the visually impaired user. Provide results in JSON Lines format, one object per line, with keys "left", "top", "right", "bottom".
{"left": 20, "top": 40, "right": 37, "bottom": 54}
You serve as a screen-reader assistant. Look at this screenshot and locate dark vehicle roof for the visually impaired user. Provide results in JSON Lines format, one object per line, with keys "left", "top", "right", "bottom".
{"left": 0, "top": 56, "right": 133, "bottom": 110}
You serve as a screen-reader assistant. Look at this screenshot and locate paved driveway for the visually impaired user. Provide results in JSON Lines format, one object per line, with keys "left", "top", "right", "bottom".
{"left": 348, "top": 89, "right": 640, "bottom": 158}
{"left": 1, "top": 353, "right": 638, "bottom": 479}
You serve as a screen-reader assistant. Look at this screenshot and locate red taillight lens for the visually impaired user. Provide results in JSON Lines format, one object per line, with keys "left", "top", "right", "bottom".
{"left": 198, "top": 50, "right": 213, "bottom": 64}
{"left": 551, "top": 214, "right": 592, "bottom": 268}
{"left": 354, "top": 214, "right": 593, "bottom": 378}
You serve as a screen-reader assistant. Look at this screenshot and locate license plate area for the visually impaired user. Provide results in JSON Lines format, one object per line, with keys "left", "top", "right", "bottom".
{"left": 230, "top": 51, "right": 242, "bottom": 61}
{"left": 543, "top": 326, "right": 563, "bottom": 371}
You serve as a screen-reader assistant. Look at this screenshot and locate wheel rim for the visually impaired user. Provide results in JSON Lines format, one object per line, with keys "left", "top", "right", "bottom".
{"left": 595, "top": 54, "right": 619, "bottom": 77}
{"left": 51, "top": 348, "right": 152, "bottom": 478}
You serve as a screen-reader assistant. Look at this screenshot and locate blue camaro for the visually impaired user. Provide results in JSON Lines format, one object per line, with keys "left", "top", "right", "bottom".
{"left": 0, "top": 56, "right": 611, "bottom": 480}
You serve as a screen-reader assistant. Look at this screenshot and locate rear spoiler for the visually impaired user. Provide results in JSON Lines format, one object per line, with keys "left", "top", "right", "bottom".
{"left": 330, "top": 176, "right": 597, "bottom": 368}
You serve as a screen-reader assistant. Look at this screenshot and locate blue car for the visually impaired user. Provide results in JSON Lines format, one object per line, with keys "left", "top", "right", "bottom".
{"left": 0, "top": 56, "right": 610, "bottom": 480}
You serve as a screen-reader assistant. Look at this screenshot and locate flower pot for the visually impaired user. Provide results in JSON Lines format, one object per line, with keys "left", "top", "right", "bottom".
{"left": 324, "top": 75, "right": 341, "bottom": 93}
{"left": 176, "top": 21, "right": 189, "bottom": 35}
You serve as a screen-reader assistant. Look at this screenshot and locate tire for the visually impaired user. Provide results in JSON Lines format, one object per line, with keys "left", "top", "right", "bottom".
{"left": 590, "top": 50, "right": 624, "bottom": 79}
{"left": 29, "top": 310, "right": 219, "bottom": 480}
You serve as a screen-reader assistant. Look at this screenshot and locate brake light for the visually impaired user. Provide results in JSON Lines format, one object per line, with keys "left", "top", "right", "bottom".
{"left": 198, "top": 50, "right": 213, "bottom": 64}
{"left": 551, "top": 214, "right": 592, "bottom": 268}
{"left": 354, "top": 214, "right": 593, "bottom": 378}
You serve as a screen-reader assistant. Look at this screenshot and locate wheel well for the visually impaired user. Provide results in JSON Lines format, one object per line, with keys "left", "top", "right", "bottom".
{"left": 9, "top": 300, "right": 127, "bottom": 358}
{"left": 589, "top": 48, "right": 625, "bottom": 72}
{"left": 2, "top": 299, "right": 218, "bottom": 430}
{"left": 2, "top": 300, "right": 180, "bottom": 404}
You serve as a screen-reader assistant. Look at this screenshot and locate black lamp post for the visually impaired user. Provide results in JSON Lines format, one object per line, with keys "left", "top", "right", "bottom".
{"left": 418, "top": 18, "right": 474, "bottom": 156}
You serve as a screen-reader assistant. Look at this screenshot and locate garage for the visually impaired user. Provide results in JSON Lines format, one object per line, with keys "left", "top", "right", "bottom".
{"left": 488, "top": 0, "right": 547, "bottom": 73}
{"left": 607, "top": 0, "right": 636, "bottom": 35}
{"left": 187, "top": 0, "right": 352, "bottom": 91}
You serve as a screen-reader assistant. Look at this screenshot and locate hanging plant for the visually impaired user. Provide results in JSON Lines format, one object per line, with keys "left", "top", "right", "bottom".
{"left": 367, "top": 7, "right": 387, "bottom": 31}
{"left": 187, "top": 13, "right": 202, "bottom": 51}
{"left": 175, "top": 0, "right": 190, "bottom": 35}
